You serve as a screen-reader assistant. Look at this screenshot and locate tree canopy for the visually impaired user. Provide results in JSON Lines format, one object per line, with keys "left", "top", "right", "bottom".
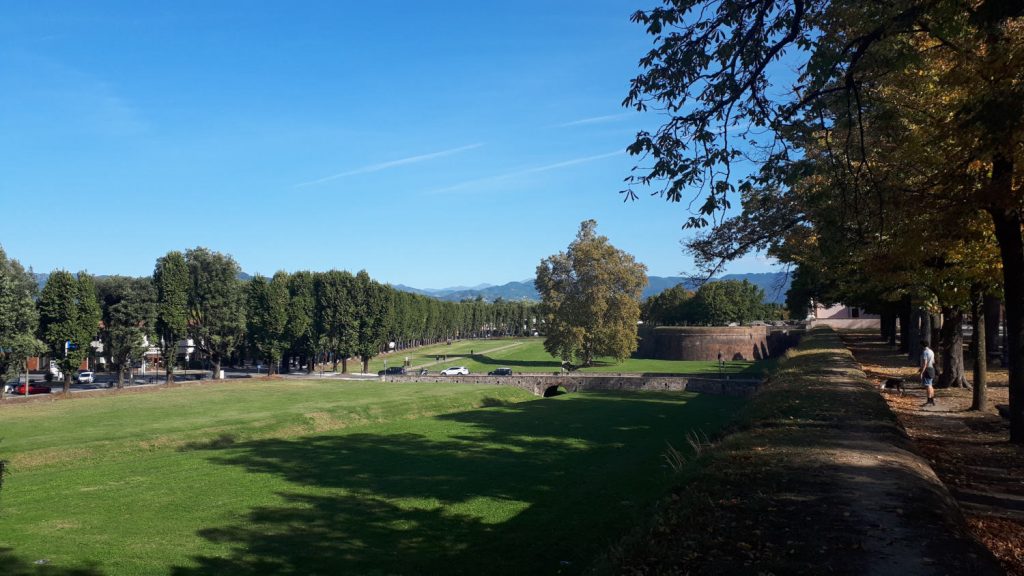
{"left": 625, "top": 0, "right": 1024, "bottom": 442}
{"left": 0, "top": 247, "right": 40, "bottom": 388}
{"left": 535, "top": 220, "right": 648, "bottom": 366}
{"left": 37, "top": 271, "right": 101, "bottom": 392}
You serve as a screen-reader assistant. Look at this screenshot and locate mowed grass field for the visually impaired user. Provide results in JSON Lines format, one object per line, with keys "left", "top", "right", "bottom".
{"left": 0, "top": 379, "right": 744, "bottom": 575}
{"left": 365, "top": 337, "right": 768, "bottom": 376}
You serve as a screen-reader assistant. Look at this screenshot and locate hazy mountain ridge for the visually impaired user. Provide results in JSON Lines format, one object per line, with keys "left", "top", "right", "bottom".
{"left": 396, "top": 272, "right": 791, "bottom": 304}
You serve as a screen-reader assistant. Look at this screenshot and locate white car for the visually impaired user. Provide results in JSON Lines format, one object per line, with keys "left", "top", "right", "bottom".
{"left": 439, "top": 366, "right": 469, "bottom": 376}
{"left": 77, "top": 371, "right": 95, "bottom": 384}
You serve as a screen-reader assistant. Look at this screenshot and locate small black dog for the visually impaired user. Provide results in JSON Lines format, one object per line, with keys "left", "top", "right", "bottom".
{"left": 881, "top": 377, "right": 905, "bottom": 395}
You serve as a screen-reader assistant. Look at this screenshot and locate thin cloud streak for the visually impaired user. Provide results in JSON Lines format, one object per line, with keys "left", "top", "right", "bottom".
{"left": 429, "top": 150, "right": 624, "bottom": 194}
{"left": 555, "top": 112, "right": 633, "bottom": 128}
{"left": 294, "top": 143, "right": 483, "bottom": 188}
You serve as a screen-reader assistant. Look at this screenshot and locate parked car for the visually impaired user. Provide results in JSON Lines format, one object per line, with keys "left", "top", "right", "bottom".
{"left": 440, "top": 366, "right": 469, "bottom": 376}
{"left": 14, "top": 383, "right": 52, "bottom": 395}
{"left": 77, "top": 371, "right": 95, "bottom": 384}
{"left": 488, "top": 367, "right": 513, "bottom": 376}
{"left": 378, "top": 366, "right": 407, "bottom": 376}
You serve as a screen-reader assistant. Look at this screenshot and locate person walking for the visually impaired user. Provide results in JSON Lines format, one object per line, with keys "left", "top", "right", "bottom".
{"left": 920, "top": 340, "right": 936, "bottom": 406}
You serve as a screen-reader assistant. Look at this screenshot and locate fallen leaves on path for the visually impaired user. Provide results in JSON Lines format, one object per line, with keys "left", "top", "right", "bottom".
{"left": 843, "top": 333, "right": 1024, "bottom": 576}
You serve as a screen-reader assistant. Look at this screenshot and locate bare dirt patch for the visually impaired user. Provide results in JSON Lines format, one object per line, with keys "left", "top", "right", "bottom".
{"left": 844, "top": 332, "right": 1024, "bottom": 575}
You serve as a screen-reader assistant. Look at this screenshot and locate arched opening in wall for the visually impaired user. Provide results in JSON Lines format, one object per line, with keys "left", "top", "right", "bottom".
{"left": 543, "top": 385, "right": 567, "bottom": 397}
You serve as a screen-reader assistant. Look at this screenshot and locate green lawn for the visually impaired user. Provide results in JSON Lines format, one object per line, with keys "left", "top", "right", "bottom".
{"left": 368, "top": 338, "right": 767, "bottom": 376}
{"left": 0, "top": 379, "right": 743, "bottom": 575}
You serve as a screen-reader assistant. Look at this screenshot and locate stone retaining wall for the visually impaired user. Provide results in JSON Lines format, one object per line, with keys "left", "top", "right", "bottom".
{"left": 382, "top": 373, "right": 760, "bottom": 397}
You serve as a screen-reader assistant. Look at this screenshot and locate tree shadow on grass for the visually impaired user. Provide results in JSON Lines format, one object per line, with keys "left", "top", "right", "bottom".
{"left": 172, "top": 392, "right": 740, "bottom": 576}
{"left": 0, "top": 549, "right": 103, "bottom": 576}
{"left": 469, "top": 353, "right": 561, "bottom": 370}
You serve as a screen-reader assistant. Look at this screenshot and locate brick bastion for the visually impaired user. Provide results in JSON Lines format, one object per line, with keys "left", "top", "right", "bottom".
{"left": 381, "top": 373, "right": 761, "bottom": 397}
{"left": 642, "top": 325, "right": 802, "bottom": 361}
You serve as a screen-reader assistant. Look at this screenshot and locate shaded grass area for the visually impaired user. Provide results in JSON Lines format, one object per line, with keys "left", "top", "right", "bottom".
{"left": 0, "top": 380, "right": 742, "bottom": 575}
{"left": 382, "top": 338, "right": 766, "bottom": 377}
{"left": 607, "top": 328, "right": 1001, "bottom": 575}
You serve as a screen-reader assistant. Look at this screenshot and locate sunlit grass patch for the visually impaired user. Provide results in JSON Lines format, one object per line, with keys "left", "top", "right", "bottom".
{"left": 0, "top": 381, "right": 742, "bottom": 575}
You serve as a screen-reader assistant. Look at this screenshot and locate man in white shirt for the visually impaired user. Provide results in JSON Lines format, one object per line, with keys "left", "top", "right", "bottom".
{"left": 920, "top": 340, "right": 936, "bottom": 406}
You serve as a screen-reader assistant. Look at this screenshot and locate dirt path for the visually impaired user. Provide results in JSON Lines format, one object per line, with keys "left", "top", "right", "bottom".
{"left": 614, "top": 327, "right": 1002, "bottom": 575}
{"left": 844, "top": 332, "right": 1024, "bottom": 575}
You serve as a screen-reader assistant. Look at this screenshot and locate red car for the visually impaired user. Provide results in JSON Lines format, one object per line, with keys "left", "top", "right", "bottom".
{"left": 13, "top": 383, "right": 51, "bottom": 395}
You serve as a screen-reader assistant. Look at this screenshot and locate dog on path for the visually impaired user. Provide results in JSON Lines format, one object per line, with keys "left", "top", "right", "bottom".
{"left": 881, "top": 377, "right": 905, "bottom": 396}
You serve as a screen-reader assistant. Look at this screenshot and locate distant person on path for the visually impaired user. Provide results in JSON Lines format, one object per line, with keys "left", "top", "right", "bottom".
{"left": 920, "top": 340, "right": 936, "bottom": 406}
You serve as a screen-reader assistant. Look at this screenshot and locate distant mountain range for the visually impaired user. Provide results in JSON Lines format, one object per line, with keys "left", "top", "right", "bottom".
{"left": 394, "top": 272, "right": 791, "bottom": 304}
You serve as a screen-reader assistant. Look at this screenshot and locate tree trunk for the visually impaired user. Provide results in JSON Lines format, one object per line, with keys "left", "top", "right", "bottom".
{"left": 898, "top": 296, "right": 912, "bottom": 353}
{"left": 63, "top": 371, "right": 72, "bottom": 394}
{"left": 930, "top": 312, "right": 942, "bottom": 356}
{"left": 937, "top": 306, "right": 969, "bottom": 388}
{"left": 213, "top": 357, "right": 222, "bottom": 380}
{"left": 909, "top": 307, "right": 926, "bottom": 362}
{"left": 989, "top": 205, "right": 1024, "bottom": 444}
{"left": 984, "top": 295, "right": 1001, "bottom": 365}
{"left": 361, "top": 355, "right": 370, "bottom": 373}
{"left": 880, "top": 309, "right": 893, "bottom": 342}
{"left": 882, "top": 305, "right": 898, "bottom": 346}
{"left": 341, "top": 357, "right": 349, "bottom": 374}
{"left": 971, "top": 290, "right": 988, "bottom": 411}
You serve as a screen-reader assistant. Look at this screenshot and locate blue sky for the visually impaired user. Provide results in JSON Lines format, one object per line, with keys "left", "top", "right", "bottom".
{"left": 0, "top": 1, "right": 778, "bottom": 288}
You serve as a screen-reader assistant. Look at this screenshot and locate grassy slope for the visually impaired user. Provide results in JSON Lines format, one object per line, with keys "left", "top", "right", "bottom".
{"left": 369, "top": 338, "right": 766, "bottom": 376}
{"left": 0, "top": 380, "right": 743, "bottom": 575}
{"left": 607, "top": 328, "right": 1000, "bottom": 576}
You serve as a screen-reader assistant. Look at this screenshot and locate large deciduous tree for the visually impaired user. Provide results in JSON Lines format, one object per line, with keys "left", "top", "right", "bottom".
{"left": 185, "top": 247, "right": 246, "bottom": 379}
{"left": 154, "top": 251, "right": 189, "bottom": 383}
{"left": 0, "top": 247, "right": 41, "bottom": 396}
{"left": 246, "top": 272, "right": 289, "bottom": 375}
{"left": 690, "top": 280, "right": 767, "bottom": 326}
{"left": 641, "top": 284, "right": 695, "bottom": 326}
{"left": 96, "top": 276, "right": 157, "bottom": 389}
{"left": 354, "top": 270, "right": 390, "bottom": 373}
{"left": 624, "top": 0, "right": 1024, "bottom": 442}
{"left": 535, "top": 220, "right": 647, "bottom": 366}
{"left": 37, "top": 271, "right": 101, "bottom": 393}
{"left": 285, "top": 271, "right": 317, "bottom": 373}
{"left": 315, "top": 270, "right": 356, "bottom": 372}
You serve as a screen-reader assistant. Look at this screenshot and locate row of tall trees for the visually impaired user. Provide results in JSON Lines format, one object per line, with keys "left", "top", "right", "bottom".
{"left": 642, "top": 280, "right": 786, "bottom": 326}
{"left": 1, "top": 245, "right": 538, "bottom": 391}
{"left": 624, "top": 0, "right": 1024, "bottom": 441}
{"left": 0, "top": 248, "right": 43, "bottom": 398}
